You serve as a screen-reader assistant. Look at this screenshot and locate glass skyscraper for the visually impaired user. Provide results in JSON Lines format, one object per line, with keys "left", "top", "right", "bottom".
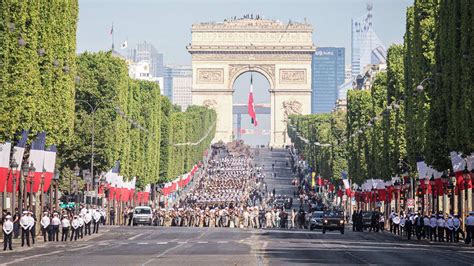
{"left": 351, "top": 4, "right": 387, "bottom": 78}
{"left": 311, "top": 47, "right": 345, "bottom": 113}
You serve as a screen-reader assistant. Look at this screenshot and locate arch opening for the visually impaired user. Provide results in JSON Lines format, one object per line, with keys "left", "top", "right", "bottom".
{"left": 232, "top": 71, "right": 271, "bottom": 147}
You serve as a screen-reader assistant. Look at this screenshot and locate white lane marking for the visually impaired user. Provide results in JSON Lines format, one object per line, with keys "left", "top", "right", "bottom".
{"left": 2, "top": 244, "right": 93, "bottom": 265}
{"left": 142, "top": 242, "right": 187, "bottom": 266}
{"left": 128, "top": 233, "right": 145, "bottom": 240}
{"left": 197, "top": 241, "right": 208, "bottom": 244}
{"left": 137, "top": 242, "right": 148, "bottom": 245}
{"left": 177, "top": 241, "right": 187, "bottom": 244}
{"left": 98, "top": 243, "right": 109, "bottom": 246}
{"left": 217, "top": 241, "right": 228, "bottom": 244}
{"left": 156, "top": 242, "right": 168, "bottom": 245}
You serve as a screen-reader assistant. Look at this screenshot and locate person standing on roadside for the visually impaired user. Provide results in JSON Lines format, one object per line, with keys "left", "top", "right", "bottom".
{"left": 40, "top": 212, "right": 50, "bottom": 242}
{"left": 466, "top": 211, "right": 474, "bottom": 246}
{"left": 437, "top": 213, "right": 446, "bottom": 242}
{"left": 61, "top": 215, "right": 70, "bottom": 242}
{"left": 51, "top": 213, "right": 60, "bottom": 241}
{"left": 20, "top": 211, "right": 30, "bottom": 247}
{"left": 3, "top": 215, "right": 13, "bottom": 251}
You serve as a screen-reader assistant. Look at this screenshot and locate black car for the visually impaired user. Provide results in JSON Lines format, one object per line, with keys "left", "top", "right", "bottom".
{"left": 322, "top": 211, "right": 345, "bottom": 234}
{"left": 309, "top": 211, "right": 324, "bottom": 230}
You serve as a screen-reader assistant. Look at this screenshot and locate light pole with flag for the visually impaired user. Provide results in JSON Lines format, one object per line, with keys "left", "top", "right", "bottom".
{"left": 247, "top": 73, "right": 258, "bottom": 127}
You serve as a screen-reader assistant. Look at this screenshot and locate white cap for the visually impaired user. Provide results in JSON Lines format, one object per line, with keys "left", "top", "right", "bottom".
{"left": 5, "top": 215, "right": 12, "bottom": 219}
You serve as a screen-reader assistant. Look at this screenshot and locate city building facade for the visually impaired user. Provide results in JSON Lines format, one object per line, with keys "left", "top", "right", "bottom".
{"left": 311, "top": 47, "right": 345, "bottom": 113}
{"left": 128, "top": 41, "right": 164, "bottom": 78}
{"left": 166, "top": 65, "right": 192, "bottom": 110}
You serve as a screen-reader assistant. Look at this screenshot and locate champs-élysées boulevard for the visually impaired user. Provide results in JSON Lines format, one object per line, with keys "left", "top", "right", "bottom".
{"left": 1, "top": 0, "right": 473, "bottom": 265}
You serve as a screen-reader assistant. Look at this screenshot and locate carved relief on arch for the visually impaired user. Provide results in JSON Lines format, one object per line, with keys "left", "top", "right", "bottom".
{"left": 281, "top": 99, "right": 302, "bottom": 124}
{"left": 228, "top": 64, "right": 275, "bottom": 88}
{"left": 202, "top": 99, "right": 218, "bottom": 111}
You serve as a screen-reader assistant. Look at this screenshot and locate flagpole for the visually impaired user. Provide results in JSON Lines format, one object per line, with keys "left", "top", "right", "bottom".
{"left": 111, "top": 22, "right": 115, "bottom": 51}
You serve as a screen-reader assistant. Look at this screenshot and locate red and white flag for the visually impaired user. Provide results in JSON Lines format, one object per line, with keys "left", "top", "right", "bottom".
{"left": 42, "top": 145, "right": 57, "bottom": 192}
{"left": 0, "top": 141, "right": 12, "bottom": 192}
{"left": 27, "top": 132, "right": 46, "bottom": 193}
{"left": 247, "top": 74, "right": 258, "bottom": 127}
{"left": 341, "top": 171, "right": 351, "bottom": 196}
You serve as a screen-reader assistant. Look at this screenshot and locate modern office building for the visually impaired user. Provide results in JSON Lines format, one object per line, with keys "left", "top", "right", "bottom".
{"left": 164, "top": 65, "right": 193, "bottom": 110}
{"left": 128, "top": 41, "right": 164, "bottom": 78}
{"left": 351, "top": 4, "right": 387, "bottom": 78}
{"left": 311, "top": 47, "right": 345, "bottom": 113}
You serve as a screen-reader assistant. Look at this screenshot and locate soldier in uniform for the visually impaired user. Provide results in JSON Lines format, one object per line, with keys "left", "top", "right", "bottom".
{"left": 84, "top": 210, "right": 92, "bottom": 235}
{"left": 3, "top": 215, "right": 13, "bottom": 251}
{"left": 93, "top": 209, "right": 101, "bottom": 233}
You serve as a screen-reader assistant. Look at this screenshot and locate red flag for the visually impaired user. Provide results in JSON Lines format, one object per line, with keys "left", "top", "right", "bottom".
{"left": 247, "top": 74, "right": 258, "bottom": 126}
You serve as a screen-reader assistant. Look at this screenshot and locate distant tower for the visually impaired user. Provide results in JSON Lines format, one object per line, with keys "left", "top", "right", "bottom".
{"left": 351, "top": 2, "right": 386, "bottom": 78}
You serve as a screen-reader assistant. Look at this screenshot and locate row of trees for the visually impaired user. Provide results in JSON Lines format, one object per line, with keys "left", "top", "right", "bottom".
{"left": 0, "top": 0, "right": 78, "bottom": 145}
{"left": 289, "top": 0, "right": 473, "bottom": 184}
{"left": 287, "top": 111, "right": 347, "bottom": 182}
{"left": 348, "top": 0, "right": 473, "bottom": 183}
{"left": 0, "top": 1, "right": 216, "bottom": 190}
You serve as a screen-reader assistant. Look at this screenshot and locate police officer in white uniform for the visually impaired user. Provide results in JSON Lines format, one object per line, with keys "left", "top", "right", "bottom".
{"left": 93, "top": 209, "right": 101, "bottom": 234}
{"left": 70, "top": 215, "right": 79, "bottom": 241}
{"left": 61, "top": 215, "right": 70, "bottom": 242}
{"left": 84, "top": 210, "right": 92, "bottom": 235}
{"left": 446, "top": 215, "right": 454, "bottom": 243}
{"left": 3, "top": 215, "right": 13, "bottom": 251}
{"left": 40, "top": 212, "right": 51, "bottom": 242}
{"left": 453, "top": 214, "right": 462, "bottom": 243}
{"left": 51, "top": 213, "right": 61, "bottom": 241}
{"left": 78, "top": 214, "right": 84, "bottom": 239}
{"left": 20, "top": 211, "right": 30, "bottom": 247}
{"left": 27, "top": 211, "right": 35, "bottom": 245}
{"left": 466, "top": 211, "right": 474, "bottom": 246}
{"left": 437, "top": 214, "right": 446, "bottom": 242}
{"left": 429, "top": 214, "right": 437, "bottom": 241}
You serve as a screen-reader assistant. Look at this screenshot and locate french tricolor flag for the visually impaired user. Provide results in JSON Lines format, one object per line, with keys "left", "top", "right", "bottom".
{"left": 247, "top": 74, "right": 258, "bottom": 127}
{"left": 42, "top": 145, "right": 57, "bottom": 192}
{"left": 7, "top": 131, "right": 28, "bottom": 192}
{"left": 0, "top": 141, "right": 12, "bottom": 193}
{"left": 27, "top": 132, "right": 46, "bottom": 193}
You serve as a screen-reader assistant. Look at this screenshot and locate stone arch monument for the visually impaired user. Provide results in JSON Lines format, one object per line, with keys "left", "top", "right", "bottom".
{"left": 187, "top": 17, "right": 315, "bottom": 147}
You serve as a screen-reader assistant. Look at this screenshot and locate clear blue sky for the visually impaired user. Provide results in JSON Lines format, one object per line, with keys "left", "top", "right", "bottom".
{"left": 77, "top": 0, "right": 412, "bottom": 145}
{"left": 77, "top": 0, "right": 412, "bottom": 65}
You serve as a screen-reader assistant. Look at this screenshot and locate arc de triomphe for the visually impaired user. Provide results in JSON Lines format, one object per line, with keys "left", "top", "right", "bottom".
{"left": 187, "top": 18, "right": 315, "bottom": 147}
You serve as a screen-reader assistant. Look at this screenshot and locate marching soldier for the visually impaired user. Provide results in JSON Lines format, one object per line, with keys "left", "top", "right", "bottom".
{"left": 40, "top": 212, "right": 51, "bottom": 242}
{"left": 3, "top": 215, "right": 13, "bottom": 251}
{"left": 20, "top": 211, "right": 30, "bottom": 247}
{"left": 61, "top": 215, "right": 70, "bottom": 242}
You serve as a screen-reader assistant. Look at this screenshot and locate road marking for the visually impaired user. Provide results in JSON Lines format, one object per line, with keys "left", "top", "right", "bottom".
{"left": 98, "top": 243, "right": 109, "bottom": 246}
{"left": 177, "top": 241, "right": 187, "bottom": 244}
{"left": 197, "top": 241, "right": 208, "bottom": 244}
{"left": 2, "top": 244, "right": 93, "bottom": 265}
{"left": 156, "top": 242, "right": 168, "bottom": 245}
{"left": 217, "top": 241, "right": 228, "bottom": 244}
{"left": 137, "top": 242, "right": 148, "bottom": 245}
{"left": 142, "top": 242, "right": 187, "bottom": 266}
{"left": 128, "top": 233, "right": 145, "bottom": 240}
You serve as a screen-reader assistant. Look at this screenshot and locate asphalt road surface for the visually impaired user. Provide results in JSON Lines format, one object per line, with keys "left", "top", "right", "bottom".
{"left": 2, "top": 226, "right": 474, "bottom": 265}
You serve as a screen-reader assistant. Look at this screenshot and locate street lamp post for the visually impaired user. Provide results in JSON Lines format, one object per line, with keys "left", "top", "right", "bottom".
{"left": 462, "top": 167, "right": 471, "bottom": 219}
{"left": 441, "top": 171, "right": 449, "bottom": 213}
{"left": 10, "top": 158, "right": 19, "bottom": 212}
{"left": 74, "top": 165, "right": 80, "bottom": 207}
{"left": 430, "top": 175, "right": 436, "bottom": 214}
{"left": 53, "top": 170, "right": 60, "bottom": 211}
{"left": 75, "top": 99, "right": 114, "bottom": 200}
{"left": 394, "top": 180, "right": 401, "bottom": 214}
